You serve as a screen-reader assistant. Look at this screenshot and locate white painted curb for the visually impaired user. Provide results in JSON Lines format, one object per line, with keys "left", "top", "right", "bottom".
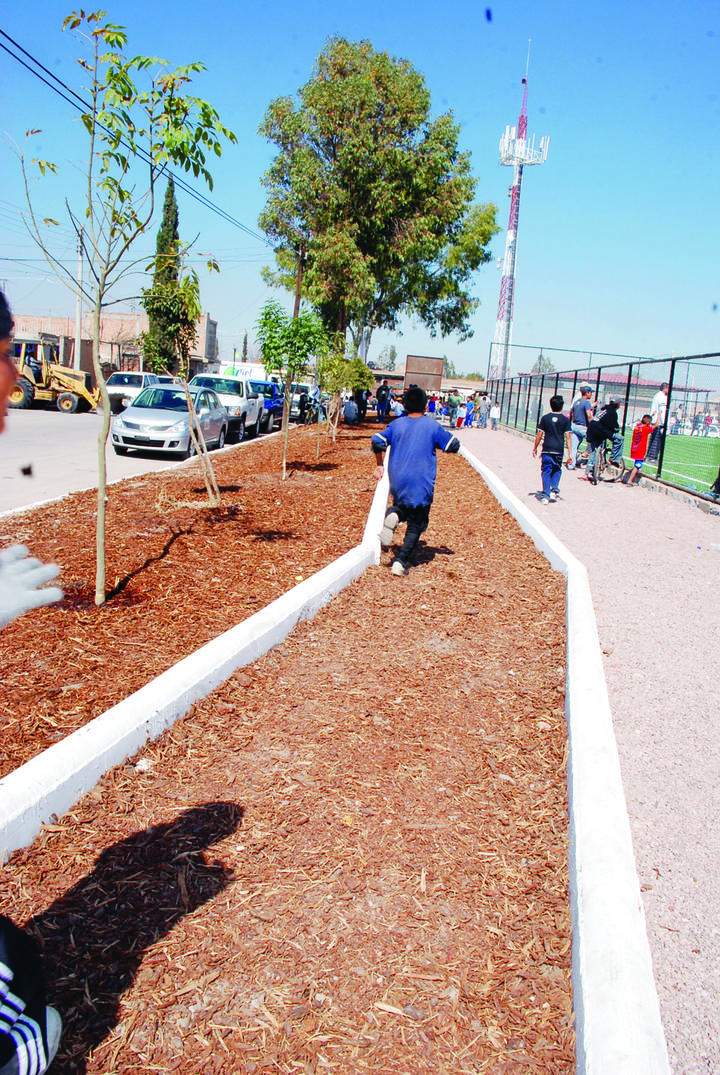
{"left": 460, "top": 445, "right": 670, "bottom": 1075}
{"left": 0, "top": 467, "right": 388, "bottom": 859}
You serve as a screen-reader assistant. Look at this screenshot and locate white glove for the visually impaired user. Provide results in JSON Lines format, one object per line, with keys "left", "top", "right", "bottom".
{"left": 0, "top": 545, "right": 63, "bottom": 628}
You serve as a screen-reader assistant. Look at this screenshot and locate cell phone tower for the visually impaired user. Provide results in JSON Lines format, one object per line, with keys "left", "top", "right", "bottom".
{"left": 490, "top": 63, "right": 549, "bottom": 380}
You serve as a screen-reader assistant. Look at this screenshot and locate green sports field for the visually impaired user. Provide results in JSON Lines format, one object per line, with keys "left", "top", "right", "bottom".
{"left": 622, "top": 431, "right": 720, "bottom": 492}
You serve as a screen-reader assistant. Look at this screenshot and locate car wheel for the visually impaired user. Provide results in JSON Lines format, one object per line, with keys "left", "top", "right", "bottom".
{"left": 113, "top": 445, "right": 129, "bottom": 456}
{"left": 8, "top": 378, "right": 34, "bottom": 409}
{"left": 247, "top": 417, "right": 259, "bottom": 438}
{"left": 184, "top": 437, "right": 198, "bottom": 460}
{"left": 57, "top": 392, "right": 80, "bottom": 413}
{"left": 236, "top": 417, "right": 246, "bottom": 442}
{"left": 216, "top": 425, "right": 227, "bottom": 450}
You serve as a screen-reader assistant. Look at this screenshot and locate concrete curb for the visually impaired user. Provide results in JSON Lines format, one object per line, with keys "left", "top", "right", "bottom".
{"left": 0, "top": 466, "right": 388, "bottom": 859}
{"left": 460, "top": 445, "right": 669, "bottom": 1075}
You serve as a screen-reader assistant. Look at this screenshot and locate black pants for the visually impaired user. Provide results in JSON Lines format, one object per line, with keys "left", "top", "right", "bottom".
{"left": 390, "top": 503, "right": 431, "bottom": 567}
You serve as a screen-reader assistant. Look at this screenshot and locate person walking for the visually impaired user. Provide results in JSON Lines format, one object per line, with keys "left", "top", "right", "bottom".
{"left": 532, "top": 395, "right": 572, "bottom": 504}
{"left": 447, "top": 389, "right": 461, "bottom": 428}
{"left": 489, "top": 401, "right": 500, "bottom": 430}
{"left": 372, "top": 386, "right": 460, "bottom": 576}
{"left": 375, "top": 379, "right": 391, "bottom": 422}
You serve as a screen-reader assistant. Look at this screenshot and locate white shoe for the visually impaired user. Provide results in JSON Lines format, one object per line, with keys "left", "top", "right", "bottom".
{"left": 549, "top": 491, "right": 558, "bottom": 502}
{"left": 391, "top": 560, "right": 406, "bottom": 576}
{"left": 380, "top": 511, "right": 399, "bottom": 546}
{"left": 538, "top": 496, "right": 550, "bottom": 505}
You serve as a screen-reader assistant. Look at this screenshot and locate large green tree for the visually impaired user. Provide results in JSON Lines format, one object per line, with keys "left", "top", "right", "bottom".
{"left": 142, "top": 177, "right": 180, "bottom": 372}
{"left": 259, "top": 38, "right": 498, "bottom": 349}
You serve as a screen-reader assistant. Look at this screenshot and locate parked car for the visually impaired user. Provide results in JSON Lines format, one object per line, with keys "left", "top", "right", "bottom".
{"left": 248, "top": 379, "right": 284, "bottom": 432}
{"left": 105, "top": 371, "right": 159, "bottom": 413}
{"left": 110, "top": 385, "right": 228, "bottom": 458}
{"left": 188, "top": 374, "right": 264, "bottom": 441}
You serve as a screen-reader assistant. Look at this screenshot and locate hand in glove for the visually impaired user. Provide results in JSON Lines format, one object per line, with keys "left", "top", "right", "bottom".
{"left": 0, "top": 545, "right": 63, "bottom": 628}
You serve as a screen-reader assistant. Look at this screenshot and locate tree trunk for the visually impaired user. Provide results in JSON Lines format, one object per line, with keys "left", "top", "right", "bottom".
{"left": 92, "top": 299, "right": 110, "bottom": 606}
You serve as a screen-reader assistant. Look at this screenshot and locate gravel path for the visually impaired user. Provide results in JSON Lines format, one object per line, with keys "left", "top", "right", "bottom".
{"left": 458, "top": 425, "right": 720, "bottom": 1075}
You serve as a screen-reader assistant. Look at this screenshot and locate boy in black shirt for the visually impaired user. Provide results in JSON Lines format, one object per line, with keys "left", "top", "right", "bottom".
{"left": 533, "top": 395, "right": 572, "bottom": 504}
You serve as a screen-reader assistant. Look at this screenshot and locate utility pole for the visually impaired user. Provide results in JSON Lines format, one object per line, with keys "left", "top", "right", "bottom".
{"left": 73, "top": 229, "right": 83, "bottom": 370}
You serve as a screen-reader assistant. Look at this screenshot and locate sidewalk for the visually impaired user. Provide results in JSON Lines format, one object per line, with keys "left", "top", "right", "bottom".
{"left": 457, "top": 424, "right": 720, "bottom": 1075}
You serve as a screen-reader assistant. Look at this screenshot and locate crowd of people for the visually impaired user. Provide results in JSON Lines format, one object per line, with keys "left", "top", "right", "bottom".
{"left": 343, "top": 382, "right": 503, "bottom": 430}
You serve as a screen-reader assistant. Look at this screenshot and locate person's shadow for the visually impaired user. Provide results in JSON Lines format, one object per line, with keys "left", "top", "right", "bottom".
{"left": 28, "top": 800, "right": 243, "bottom": 1073}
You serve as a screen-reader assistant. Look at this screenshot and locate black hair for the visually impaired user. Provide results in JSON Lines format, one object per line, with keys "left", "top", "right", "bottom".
{"left": 403, "top": 386, "right": 427, "bottom": 414}
{"left": 0, "top": 291, "right": 13, "bottom": 339}
{"left": 549, "top": 394, "right": 564, "bottom": 412}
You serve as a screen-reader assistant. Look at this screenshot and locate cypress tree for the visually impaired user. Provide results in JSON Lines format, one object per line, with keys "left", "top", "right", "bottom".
{"left": 144, "top": 177, "right": 180, "bottom": 371}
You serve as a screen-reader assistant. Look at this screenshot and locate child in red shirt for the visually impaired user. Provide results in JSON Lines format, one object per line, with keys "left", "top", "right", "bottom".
{"left": 626, "top": 414, "right": 653, "bottom": 485}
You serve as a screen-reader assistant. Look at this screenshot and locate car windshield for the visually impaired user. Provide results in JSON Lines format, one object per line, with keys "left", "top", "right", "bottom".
{"left": 131, "top": 388, "right": 195, "bottom": 411}
{"left": 107, "top": 373, "right": 142, "bottom": 387}
{"left": 192, "top": 377, "right": 244, "bottom": 395}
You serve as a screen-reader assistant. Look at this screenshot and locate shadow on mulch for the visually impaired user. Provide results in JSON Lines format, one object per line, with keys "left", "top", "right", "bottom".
{"left": 411, "top": 542, "right": 455, "bottom": 566}
{"left": 191, "top": 483, "right": 243, "bottom": 494}
{"left": 105, "top": 526, "right": 195, "bottom": 601}
{"left": 286, "top": 461, "right": 339, "bottom": 474}
{"left": 31, "top": 801, "right": 243, "bottom": 1075}
{"left": 252, "top": 528, "right": 296, "bottom": 543}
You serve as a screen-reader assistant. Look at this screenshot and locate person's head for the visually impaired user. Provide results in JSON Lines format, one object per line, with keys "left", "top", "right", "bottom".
{"left": 403, "top": 386, "right": 427, "bottom": 414}
{"left": 549, "top": 394, "right": 564, "bottom": 412}
{"left": 661, "top": 382, "right": 669, "bottom": 392}
{"left": 580, "top": 384, "right": 592, "bottom": 398}
{"left": 0, "top": 291, "right": 17, "bottom": 435}
{"left": 382, "top": 378, "right": 388, "bottom": 385}
{"left": 640, "top": 413, "right": 652, "bottom": 425}
{"left": 608, "top": 397, "right": 621, "bottom": 409}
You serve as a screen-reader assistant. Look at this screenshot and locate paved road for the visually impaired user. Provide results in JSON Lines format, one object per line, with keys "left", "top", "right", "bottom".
{"left": 1, "top": 408, "right": 199, "bottom": 514}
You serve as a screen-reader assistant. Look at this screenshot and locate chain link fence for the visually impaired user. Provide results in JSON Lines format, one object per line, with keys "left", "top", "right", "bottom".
{"left": 486, "top": 353, "right": 720, "bottom": 498}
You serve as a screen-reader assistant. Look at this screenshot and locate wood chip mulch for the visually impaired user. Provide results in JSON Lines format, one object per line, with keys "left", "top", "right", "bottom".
{"left": 0, "top": 425, "right": 573, "bottom": 1072}
{"left": 0, "top": 429, "right": 373, "bottom": 777}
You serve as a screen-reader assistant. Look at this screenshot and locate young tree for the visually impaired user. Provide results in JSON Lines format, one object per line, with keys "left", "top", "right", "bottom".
{"left": 242, "top": 331, "right": 248, "bottom": 362}
{"left": 20, "top": 10, "right": 235, "bottom": 605}
{"left": 259, "top": 38, "right": 498, "bottom": 349}
{"left": 256, "top": 300, "right": 328, "bottom": 478}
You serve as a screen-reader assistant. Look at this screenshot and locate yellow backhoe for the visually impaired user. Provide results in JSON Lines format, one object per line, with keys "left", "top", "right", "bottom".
{"left": 9, "top": 337, "right": 100, "bottom": 413}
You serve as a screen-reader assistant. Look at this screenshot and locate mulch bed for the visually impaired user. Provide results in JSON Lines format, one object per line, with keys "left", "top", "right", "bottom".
{"left": 0, "top": 429, "right": 373, "bottom": 777}
{"left": 0, "top": 425, "right": 573, "bottom": 1072}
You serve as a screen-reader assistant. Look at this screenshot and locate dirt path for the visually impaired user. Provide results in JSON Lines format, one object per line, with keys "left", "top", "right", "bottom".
{"left": 458, "top": 424, "right": 720, "bottom": 1075}
{"left": 2, "top": 446, "right": 573, "bottom": 1073}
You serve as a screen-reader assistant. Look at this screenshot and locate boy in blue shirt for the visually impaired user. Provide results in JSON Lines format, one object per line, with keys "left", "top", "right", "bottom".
{"left": 372, "top": 386, "right": 460, "bottom": 576}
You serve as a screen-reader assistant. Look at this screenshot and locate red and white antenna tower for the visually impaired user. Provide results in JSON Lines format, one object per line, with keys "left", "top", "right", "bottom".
{"left": 490, "top": 53, "right": 549, "bottom": 380}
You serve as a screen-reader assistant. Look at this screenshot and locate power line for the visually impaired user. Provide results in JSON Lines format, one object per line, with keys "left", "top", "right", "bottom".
{"left": 0, "top": 27, "right": 273, "bottom": 248}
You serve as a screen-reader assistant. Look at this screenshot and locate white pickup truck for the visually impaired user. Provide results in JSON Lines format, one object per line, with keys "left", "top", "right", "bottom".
{"left": 188, "top": 374, "right": 264, "bottom": 442}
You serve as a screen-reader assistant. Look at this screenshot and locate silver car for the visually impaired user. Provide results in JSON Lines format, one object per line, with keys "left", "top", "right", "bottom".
{"left": 111, "top": 386, "right": 228, "bottom": 458}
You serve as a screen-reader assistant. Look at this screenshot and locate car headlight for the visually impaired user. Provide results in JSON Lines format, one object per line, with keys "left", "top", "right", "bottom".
{"left": 166, "top": 420, "right": 189, "bottom": 436}
{"left": 226, "top": 405, "right": 242, "bottom": 416}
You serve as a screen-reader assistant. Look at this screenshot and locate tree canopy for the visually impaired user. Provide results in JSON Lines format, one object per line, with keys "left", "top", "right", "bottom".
{"left": 259, "top": 38, "right": 498, "bottom": 348}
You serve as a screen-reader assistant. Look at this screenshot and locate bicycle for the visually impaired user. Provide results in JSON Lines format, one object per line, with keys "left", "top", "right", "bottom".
{"left": 302, "top": 402, "right": 326, "bottom": 425}
{"left": 591, "top": 439, "right": 626, "bottom": 484}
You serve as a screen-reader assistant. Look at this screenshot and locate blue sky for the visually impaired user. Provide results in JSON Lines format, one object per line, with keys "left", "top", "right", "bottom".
{"left": 1, "top": 0, "right": 719, "bottom": 373}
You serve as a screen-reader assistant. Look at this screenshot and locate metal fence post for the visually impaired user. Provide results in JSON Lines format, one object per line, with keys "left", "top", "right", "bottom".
{"left": 514, "top": 376, "right": 523, "bottom": 429}
{"left": 622, "top": 364, "right": 633, "bottom": 436}
{"left": 656, "top": 359, "right": 675, "bottom": 480}
{"left": 506, "top": 378, "right": 515, "bottom": 424}
{"left": 536, "top": 375, "right": 545, "bottom": 427}
{"left": 524, "top": 377, "right": 532, "bottom": 432}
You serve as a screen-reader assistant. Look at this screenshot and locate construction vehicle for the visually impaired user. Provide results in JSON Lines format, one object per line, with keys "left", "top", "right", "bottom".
{"left": 9, "top": 336, "right": 100, "bottom": 413}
